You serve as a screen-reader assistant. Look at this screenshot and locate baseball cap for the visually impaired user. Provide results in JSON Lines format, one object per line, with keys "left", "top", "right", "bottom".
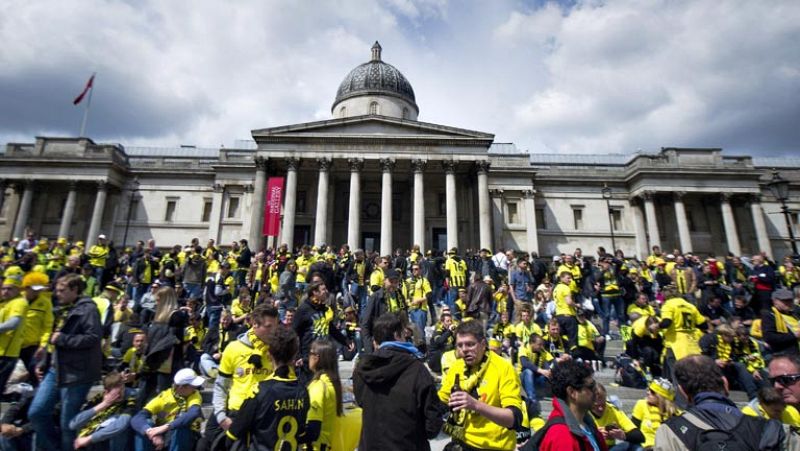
{"left": 385, "top": 269, "right": 401, "bottom": 280}
{"left": 22, "top": 272, "right": 49, "bottom": 291}
{"left": 173, "top": 368, "right": 205, "bottom": 387}
{"left": 98, "top": 234, "right": 107, "bottom": 240}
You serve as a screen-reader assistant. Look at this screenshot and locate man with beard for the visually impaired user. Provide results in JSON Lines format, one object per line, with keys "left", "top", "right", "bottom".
{"left": 294, "top": 281, "right": 352, "bottom": 380}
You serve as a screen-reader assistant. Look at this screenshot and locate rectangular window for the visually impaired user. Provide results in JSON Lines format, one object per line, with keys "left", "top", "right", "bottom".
{"left": 164, "top": 199, "right": 177, "bottom": 222}
{"left": 507, "top": 202, "right": 519, "bottom": 224}
{"left": 438, "top": 193, "right": 446, "bottom": 216}
{"left": 611, "top": 208, "right": 623, "bottom": 231}
{"left": 129, "top": 199, "right": 140, "bottom": 221}
{"left": 297, "top": 190, "right": 307, "bottom": 214}
{"left": 536, "top": 208, "right": 546, "bottom": 230}
{"left": 201, "top": 199, "right": 212, "bottom": 222}
{"left": 227, "top": 197, "right": 240, "bottom": 219}
{"left": 573, "top": 208, "right": 584, "bottom": 230}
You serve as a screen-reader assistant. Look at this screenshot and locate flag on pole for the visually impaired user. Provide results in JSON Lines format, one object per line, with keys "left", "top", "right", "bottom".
{"left": 73, "top": 74, "right": 95, "bottom": 105}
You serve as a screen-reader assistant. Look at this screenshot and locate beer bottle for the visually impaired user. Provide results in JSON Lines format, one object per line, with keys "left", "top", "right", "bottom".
{"left": 452, "top": 374, "right": 462, "bottom": 394}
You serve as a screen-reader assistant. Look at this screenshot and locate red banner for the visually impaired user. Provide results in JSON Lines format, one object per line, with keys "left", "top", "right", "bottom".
{"left": 263, "top": 177, "right": 284, "bottom": 237}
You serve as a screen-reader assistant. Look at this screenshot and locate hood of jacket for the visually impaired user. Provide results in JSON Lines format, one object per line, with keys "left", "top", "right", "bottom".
{"left": 550, "top": 397, "right": 597, "bottom": 440}
{"left": 357, "top": 346, "right": 419, "bottom": 386}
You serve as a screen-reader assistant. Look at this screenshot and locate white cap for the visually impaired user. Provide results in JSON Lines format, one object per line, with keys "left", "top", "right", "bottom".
{"left": 30, "top": 285, "right": 48, "bottom": 291}
{"left": 666, "top": 254, "right": 675, "bottom": 259}
{"left": 173, "top": 368, "right": 205, "bottom": 387}
{"left": 98, "top": 234, "right": 107, "bottom": 240}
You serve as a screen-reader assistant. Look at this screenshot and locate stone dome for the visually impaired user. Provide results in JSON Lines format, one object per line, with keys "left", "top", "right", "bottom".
{"left": 332, "top": 42, "right": 419, "bottom": 116}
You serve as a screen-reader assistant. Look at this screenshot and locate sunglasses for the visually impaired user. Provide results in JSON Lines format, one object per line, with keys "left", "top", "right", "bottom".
{"left": 770, "top": 374, "right": 800, "bottom": 387}
{"left": 573, "top": 380, "right": 596, "bottom": 392}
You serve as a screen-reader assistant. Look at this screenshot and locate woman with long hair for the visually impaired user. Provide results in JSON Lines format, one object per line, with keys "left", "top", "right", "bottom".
{"left": 137, "top": 286, "right": 188, "bottom": 407}
{"left": 631, "top": 378, "right": 680, "bottom": 449}
{"left": 307, "top": 339, "right": 343, "bottom": 450}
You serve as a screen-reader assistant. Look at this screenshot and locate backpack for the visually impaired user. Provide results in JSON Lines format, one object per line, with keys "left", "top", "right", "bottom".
{"left": 667, "top": 410, "right": 783, "bottom": 451}
{"left": 528, "top": 417, "right": 592, "bottom": 451}
{"left": 614, "top": 354, "right": 648, "bottom": 389}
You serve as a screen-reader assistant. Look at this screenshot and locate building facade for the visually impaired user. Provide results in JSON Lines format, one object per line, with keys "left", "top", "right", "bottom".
{"left": 1, "top": 42, "right": 798, "bottom": 258}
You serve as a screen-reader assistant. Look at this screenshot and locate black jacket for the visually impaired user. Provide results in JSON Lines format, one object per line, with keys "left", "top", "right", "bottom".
{"left": 353, "top": 346, "right": 443, "bottom": 450}
{"left": 762, "top": 308, "right": 800, "bottom": 355}
{"left": 53, "top": 297, "right": 103, "bottom": 387}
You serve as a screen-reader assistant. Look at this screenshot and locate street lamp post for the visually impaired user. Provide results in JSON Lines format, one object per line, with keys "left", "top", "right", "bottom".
{"left": 767, "top": 170, "right": 798, "bottom": 257}
{"left": 122, "top": 177, "right": 139, "bottom": 250}
{"left": 602, "top": 183, "right": 616, "bottom": 253}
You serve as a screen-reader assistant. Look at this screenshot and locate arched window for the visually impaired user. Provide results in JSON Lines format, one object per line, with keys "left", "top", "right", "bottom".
{"left": 369, "top": 101, "right": 378, "bottom": 115}
{"left": 402, "top": 107, "right": 410, "bottom": 119}
{"left": 339, "top": 106, "right": 346, "bottom": 116}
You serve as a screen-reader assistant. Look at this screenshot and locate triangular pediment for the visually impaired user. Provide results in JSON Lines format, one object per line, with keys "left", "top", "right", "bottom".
{"left": 251, "top": 115, "right": 494, "bottom": 142}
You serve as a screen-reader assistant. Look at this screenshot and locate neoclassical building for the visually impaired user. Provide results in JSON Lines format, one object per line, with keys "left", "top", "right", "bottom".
{"left": 1, "top": 42, "right": 798, "bottom": 259}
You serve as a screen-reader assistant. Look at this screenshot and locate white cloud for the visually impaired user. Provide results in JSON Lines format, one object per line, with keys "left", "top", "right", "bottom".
{"left": 0, "top": 0, "right": 797, "bottom": 155}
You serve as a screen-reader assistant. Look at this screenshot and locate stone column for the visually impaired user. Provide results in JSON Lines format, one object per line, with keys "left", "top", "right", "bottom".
{"left": 443, "top": 160, "right": 459, "bottom": 251}
{"left": 411, "top": 159, "right": 426, "bottom": 251}
{"left": 86, "top": 181, "right": 108, "bottom": 248}
{"left": 313, "top": 158, "right": 331, "bottom": 245}
{"left": 476, "top": 161, "right": 492, "bottom": 251}
{"left": 632, "top": 198, "right": 649, "bottom": 259}
{"left": 490, "top": 189, "right": 505, "bottom": 251}
{"left": 720, "top": 193, "right": 742, "bottom": 256}
{"left": 380, "top": 158, "right": 395, "bottom": 255}
{"left": 249, "top": 157, "right": 268, "bottom": 249}
{"left": 208, "top": 184, "right": 224, "bottom": 243}
{"left": 642, "top": 191, "right": 660, "bottom": 250}
{"left": 750, "top": 194, "right": 773, "bottom": 258}
{"left": 12, "top": 182, "right": 34, "bottom": 239}
{"left": 241, "top": 184, "right": 254, "bottom": 243}
{"left": 58, "top": 181, "right": 79, "bottom": 239}
{"left": 347, "top": 158, "right": 363, "bottom": 250}
{"left": 0, "top": 180, "right": 6, "bottom": 217}
{"left": 523, "top": 189, "right": 539, "bottom": 255}
{"left": 281, "top": 157, "right": 299, "bottom": 249}
{"left": 673, "top": 191, "right": 693, "bottom": 253}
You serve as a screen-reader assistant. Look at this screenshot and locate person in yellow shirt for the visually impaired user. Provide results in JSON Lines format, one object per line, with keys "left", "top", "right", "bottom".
{"left": 444, "top": 248, "right": 468, "bottom": 312}
{"left": 518, "top": 334, "right": 553, "bottom": 417}
{"left": 630, "top": 315, "right": 664, "bottom": 378}
{"left": 203, "top": 304, "right": 278, "bottom": 450}
{"left": 513, "top": 306, "right": 542, "bottom": 348}
{"left": 368, "top": 255, "right": 389, "bottom": 295}
{"left": 18, "top": 271, "right": 52, "bottom": 388}
{"left": 658, "top": 284, "right": 707, "bottom": 379}
{"left": 229, "top": 287, "right": 252, "bottom": 327}
{"left": 491, "top": 311, "right": 515, "bottom": 342}
{"left": 631, "top": 379, "right": 680, "bottom": 449}
{"left": 403, "top": 263, "right": 432, "bottom": 339}
{"left": 295, "top": 245, "right": 315, "bottom": 291}
{"left": 0, "top": 274, "right": 28, "bottom": 390}
{"left": 591, "top": 382, "right": 645, "bottom": 450}
{"left": 742, "top": 386, "right": 800, "bottom": 428}
{"left": 439, "top": 320, "right": 525, "bottom": 450}
{"left": 574, "top": 309, "right": 605, "bottom": 365}
{"left": 306, "top": 339, "right": 343, "bottom": 451}
{"left": 87, "top": 234, "right": 110, "bottom": 285}
{"left": 131, "top": 368, "right": 205, "bottom": 451}
{"left": 553, "top": 271, "right": 579, "bottom": 347}
{"left": 626, "top": 292, "right": 657, "bottom": 322}
{"left": 45, "top": 237, "right": 68, "bottom": 277}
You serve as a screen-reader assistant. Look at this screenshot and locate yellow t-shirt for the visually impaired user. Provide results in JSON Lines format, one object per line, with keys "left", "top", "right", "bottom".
{"left": 218, "top": 335, "right": 273, "bottom": 411}
{"left": 307, "top": 373, "right": 338, "bottom": 450}
{"left": 122, "top": 346, "right": 144, "bottom": 374}
{"left": 144, "top": 388, "right": 203, "bottom": 431}
{"left": 0, "top": 296, "right": 28, "bottom": 358}
{"left": 632, "top": 398, "right": 671, "bottom": 449}
{"left": 494, "top": 292, "right": 508, "bottom": 314}
{"left": 516, "top": 345, "right": 553, "bottom": 374}
{"left": 627, "top": 304, "right": 656, "bottom": 319}
{"left": 184, "top": 325, "right": 207, "bottom": 351}
{"left": 295, "top": 254, "right": 314, "bottom": 284}
{"left": 742, "top": 402, "right": 800, "bottom": 428}
{"left": 438, "top": 352, "right": 523, "bottom": 450}
{"left": 492, "top": 322, "right": 515, "bottom": 341}
{"left": 577, "top": 321, "right": 600, "bottom": 351}
{"left": 514, "top": 321, "right": 542, "bottom": 347}
{"left": 368, "top": 269, "right": 384, "bottom": 294}
{"left": 445, "top": 257, "right": 468, "bottom": 288}
{"left": 592, "top": 402, "right": 637, "bottom": 447}
{"left": 632, "top": 315, "right": 660, "bottom": 340}
{"left": 88, "top": 245, "right": 109, "bottom": 268}
{"left": 231, "top": 298, "right": 251, "bottom": 318}
{"left": 553, "top": 283, "right": 575, "bottom": 317}
{"left": 403, "top": 277, "right": 432, "bottom": 311}
{"left": 660, "top": 296, "right": 706, "bottom": 360}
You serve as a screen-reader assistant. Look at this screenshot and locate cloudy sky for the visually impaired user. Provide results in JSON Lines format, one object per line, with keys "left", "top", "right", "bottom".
{"left": 1, "top": 0, "right": 798, "bottom": 156}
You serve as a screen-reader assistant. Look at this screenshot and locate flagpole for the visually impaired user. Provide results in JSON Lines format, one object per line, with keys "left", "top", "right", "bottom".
{"left": 79, "top": 72, "right": 95, "bottom": 137}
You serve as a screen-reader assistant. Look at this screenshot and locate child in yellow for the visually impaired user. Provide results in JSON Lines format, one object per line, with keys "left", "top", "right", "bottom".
{"left": 632, "top": 379, "right": 680, "bottom": 449}
{"left": 742, "top": 386, "right": 800, "bottom": 428}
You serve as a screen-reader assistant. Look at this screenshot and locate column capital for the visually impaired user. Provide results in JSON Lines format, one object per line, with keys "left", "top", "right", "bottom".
{"left": 489, "top": 188, "right": 504, "bottom": 197}
{"left": 254, "top": 156, "right": 269, "bottom": 171}
{"left": 244, "top": 184, "right": 254, "bottom": 193}
{"left": 213, "top": 183, "right": 224, "bottom": 194}
{"left": 442, "top": 160, "right": 458, "bottom": 174}
{"left": 475, "top": 160, "right": 491, "bottom": 174}
{"left": 348, "top": 158, "right": 364, "bottom": 172}
{"left": 673, "top": 191, "right": 687, "bottom": 200}
{"left": 12, "top": 181, "right": 27, "bottom": 195}
{"left": 317, "top": 157, "right": 332, "bottom": 171}
{"left": 749, "top": 193, "right": 763, "bottom": 204}
{"left": 720, "top": 192, "right": 734, "bottom": 202}
{"left": 96, "top": 180, "right": 108, "bottom": 191}
{"left": 285, "top": 157, "right": 300, "bottom": 171}
{"left": 379, "top": 158, "right": 395, "bottom": 172}
{"left": 410, "top": 158, "right": 427, "bottom": 173}
{"left": 642, "top": 190, "right": 657, "bottom": 201}
{"left": 521, "top": 189, "right": 536, "bottom": 199}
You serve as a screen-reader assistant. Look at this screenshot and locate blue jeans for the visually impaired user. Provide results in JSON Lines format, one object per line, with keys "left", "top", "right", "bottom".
{"left": 134, "top": 419, "right": 195, "bottom": 451}
{"left": 29, "top": 368, "right": 93, "bottom": 451}
{"left": 521, "top": 369, "right": 548, "bottom": 405}
{"left": 182, "top": 283, "right": 202, "bottom": 300}
{"left": 0, "top": 434, "right": 31, "bottom": 451}
{"left": 133, "top": 284, "right": 150, "bottom": 308}
{"left": 601, "top": 296, "right": 625, "bottom": 335}
{"left": 408, "top": 309, "right": 427, "bottom": 339}
{"left": 350, "top": 284, "right": 367, "bottom": 322}
{"left": 206, "top": 305, "right": 222, "bottom": 331}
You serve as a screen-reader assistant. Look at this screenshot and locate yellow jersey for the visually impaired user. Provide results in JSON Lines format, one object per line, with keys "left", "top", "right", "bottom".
{"left": 591, "top": 402, "right": 638, "bottom": 448}
{"left": 218, "top": 332, "right": 273, "bottom": 411}
{"left": 553, "top": 283, "right": 575, "bottom": 317}
{"left": 143, "top": 388, "right": 203, "bottom": 432}
{"left": 632, "top": 398, "right": 675, "bottom": 449}
{"left": 0, "top": 295, "right": 28, "bottom": 358}
{"left": 514, "top": 321, "right": 542, "bottom": 346}
{"left": 742, "top": 401, "right": 800, "bottom": 428}
{"left": 307, "top": 373, "right": 338, "bottom": 450}
{"left": 20, "top": 291, "right": 53, "bottom": 349}
{"left": 660, "top": 296, "right": 706, "bottom": 360}
{"left": 445, "top": 257, "right": 468, "bottom": 288}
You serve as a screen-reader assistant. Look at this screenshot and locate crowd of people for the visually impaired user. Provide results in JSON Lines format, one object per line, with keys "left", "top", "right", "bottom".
{"left": 0, "top": 230, "right": 799, "bottom": 450}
